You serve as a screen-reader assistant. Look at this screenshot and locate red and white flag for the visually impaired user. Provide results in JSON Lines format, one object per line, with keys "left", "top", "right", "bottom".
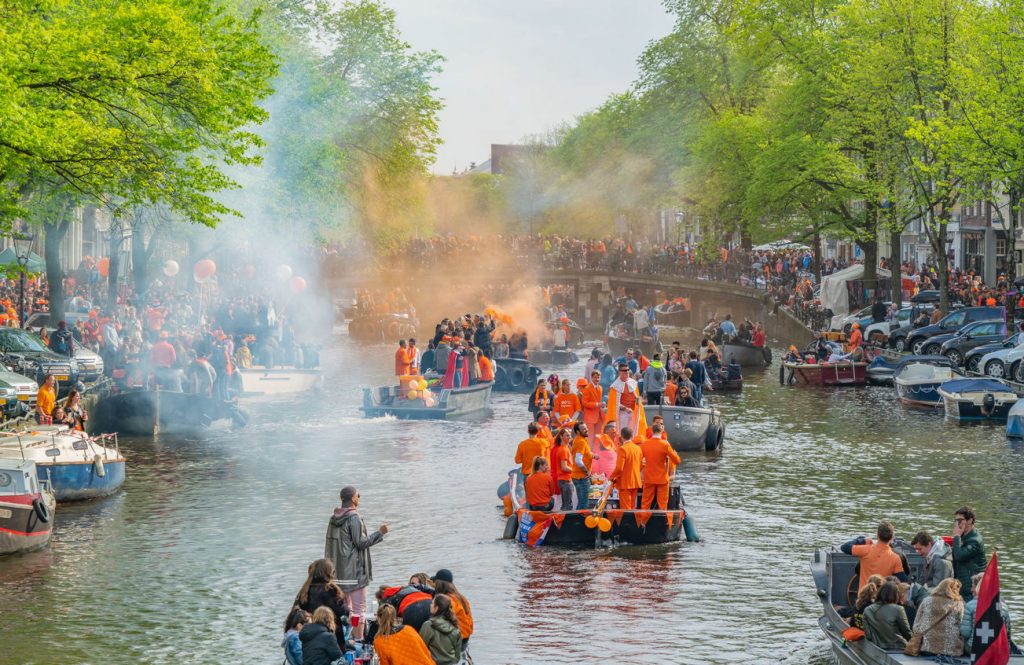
{"left": 973, "top": 552, "right": 1010, "bottom": 665}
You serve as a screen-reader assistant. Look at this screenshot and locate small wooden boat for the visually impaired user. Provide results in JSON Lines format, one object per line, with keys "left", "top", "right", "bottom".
{"left": 709, "top": 363, "right": 743, "bottom": 392}
{"left": 93, "top": 390, "right": 250, "bottom": 435}
{"left": 361, "top": 381, "right": 492, "bottom": 420}
{"left": 500, "top": 478, "right": 699, "bottom": 547}
{"left": 492, "top": 358, "right": 543, "bottom": 393}
{"left": 721, "top": 341, "right": 772, "bottom": 368}
{"left": 605, "top": 335, "right": 662, "bottom": 358}
{"left": 0, "top": 426, "right": 125, "bottom": 501}
{"left": 781, "top": 360, "right": 868, "bottom": 386}
{"left": 645, "top": 404, "right": 725, "bottom": 452}
{"left": 894, "top": 360, "right": 961, "bottom": 407}
{"left": 237, "top": 368, "right": 324, "bottom": 396}
{"left": 526, "top": 349, "right": 579, "bottom": 365}
{"left": 654, "top": 303, "right": 690, "bottom": 328}
{"left": 937, "top": 378, "right": 1018, "bottom": 421}
{"left": 0, "top": 458, "right": 55, "bottom": 555}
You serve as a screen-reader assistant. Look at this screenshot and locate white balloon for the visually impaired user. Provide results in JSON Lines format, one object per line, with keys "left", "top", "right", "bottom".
{"left": 275, "top": 264, "right": 293, "bottom": 282}
{"left": 162, "top": 260, "right": 180, "bottom": 277}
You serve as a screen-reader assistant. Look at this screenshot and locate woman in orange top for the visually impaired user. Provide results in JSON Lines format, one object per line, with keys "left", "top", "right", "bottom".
{"left": 433, "top": 579, "right": 474, "bottom": 643}
{"left": 524, "top": 457, "right": 554, "bottom": 510}
{"left": 553, "top": 379, "right": 581, "bottom": 422}
{"left": 373, "top": 604, "right": 434, "bottom": 665}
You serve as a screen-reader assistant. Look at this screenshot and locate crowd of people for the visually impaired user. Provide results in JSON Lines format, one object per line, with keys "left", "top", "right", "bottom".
{"left": 837, "top": 507, "right": 1012, "bottom": 657}
{"left": 283, "top": 485, "right": 474, "bottom": 665}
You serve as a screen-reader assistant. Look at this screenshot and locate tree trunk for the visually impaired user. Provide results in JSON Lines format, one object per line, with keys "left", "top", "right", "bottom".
{"left": 813, "top": 227, "right": 823, "bottom": 285}
{"left": 936, "top": 206, "right": 950, "bottom": 314}
{"left": 107, "top": 221, "right": 121, "bottom": 308}
{"left": 890, "top": 225, "right": 903, "bottom": 308}
{"left": 131, "top": 210, "right": 150, "bottom": 299}
{"left": 45, "top": 216, "right": 72, "bottom": 325}
{"left": 1007, "top": 183, "right": 1021, "bottom": 282}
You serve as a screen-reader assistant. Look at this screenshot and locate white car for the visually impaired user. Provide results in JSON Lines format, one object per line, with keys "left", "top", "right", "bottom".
{"left": 979, "top": 343, "right": 1024, "bottom": 381}
{"left": 864, "top": 307, "right": 915, "bottom": 342}
{"left": 0, "top": 369, "right": 38, "bottom": 405}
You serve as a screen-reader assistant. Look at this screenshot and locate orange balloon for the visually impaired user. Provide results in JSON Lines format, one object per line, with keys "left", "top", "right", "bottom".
{"left": 193, "top": 258, "right": 217, "bottom": 280}
{"left": 97, "top": 257, "right": 110, "bottom": 277}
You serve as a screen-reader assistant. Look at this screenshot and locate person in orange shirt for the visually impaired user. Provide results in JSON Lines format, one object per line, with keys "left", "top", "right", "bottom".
{"left": 524, "top": 457, "right": 554, "bottom": 511}
{"left": 580, "top": 371, "right": 603, "bottom": 443}
{"left": 645, "top": 414, "right": 668, "bottom": 439}
{"left": 395, "top": 339, "right": 411, "bottom": 377}
{"left": 663, "top": 377, "right": 678, "bottom": 407}
{"left": 536, "top": 411, "right": 554, "bottom": 446}
{"left": 514, "top": 422, "right": 548, "bottom": 477}
{"left": 848, "top": 323, "right": 863, "bottom": 350}
{"left": 639, "top": 424, "right": 681, "bottom": 510}
{"left": 591, "top": 422, "right": 619, "bottom": 478}
{"left": 841, "top": 521, "right": 907, "bottom": 589}
{"left": 478, "top": 352, "right": 494, "bottom": 382}
{"left": 373, "top": 604, "right": 435, "bottom": 665}
{"left": 610, "top": 426, "right": 642, "bottom": 510}
{"left": 570, "top": 422, "right": 594, "bottom": 509}
{"left": 553, "top": 379, "right": 581, "bottom": 422}
{"left": 549, "top": 429, "right": 574, "bottom": 510}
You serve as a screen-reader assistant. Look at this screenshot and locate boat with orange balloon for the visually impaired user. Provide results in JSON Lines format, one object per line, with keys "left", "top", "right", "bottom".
{"left": 360, "top": 373, "right": 492, "bottom": 419}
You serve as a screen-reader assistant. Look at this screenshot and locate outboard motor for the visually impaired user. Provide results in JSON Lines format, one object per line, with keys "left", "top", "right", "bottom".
{"left": 982, "top": 393, "right": 996, "bottom": 417}
{"left": 727, "top": 361, "right": 742, "bottom": 381}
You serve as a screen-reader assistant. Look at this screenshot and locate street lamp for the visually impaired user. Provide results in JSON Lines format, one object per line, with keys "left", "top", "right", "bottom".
{"left": 12, "top": 231, "right": 34, "bottom": 328}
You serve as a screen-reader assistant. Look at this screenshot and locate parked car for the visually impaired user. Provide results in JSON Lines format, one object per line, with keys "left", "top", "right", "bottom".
{"left": 22, "top": 313, "right": 103, "bottom": 382}
{"left": 864, "top": 304, "right": 938, "bottom": 345}
{"left": 0, "top": 369, "right": 39, "bottom": 406}
{"left": 836, "top": 303, "right": 890, "bottom": 333}
{"left": 935, "top": 320, "right": 1008, "bottom": 365}
{"left": 0, "top": 379, "right": 26, "bottom": 419}
{"left": 963, "top": 333, "right": 1024, "bottom": 374}
{"left": 979, "top": 336, "right": 1024, "bottom": 380}
{"left": 904, "top": 306, "right": 1005, "bottom": 356}
{"left": 0, "top": 328, "right": 80, "bottom": 394}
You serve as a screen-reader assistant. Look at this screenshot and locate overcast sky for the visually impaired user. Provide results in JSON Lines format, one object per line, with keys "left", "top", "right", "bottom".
{"left": 386, "top": 1, "right": 673, "bottom": 173}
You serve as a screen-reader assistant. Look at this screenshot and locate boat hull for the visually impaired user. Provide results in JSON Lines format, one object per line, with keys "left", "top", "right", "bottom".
{"left": 361, "top": 381, "right": 493, "bottom": 420}
{"left": 238, "top": 368, "right": 323, "bottom": 396}
{"left": 0, "top": 494, "right": 54, "bottom": 555}
{"left": 526, "top": 349, "right": 579, "bottom": 366}
{"left": 939, "top": 389, "right": 1018, "bottom": 421}
{"left": 782, "top": 362, "right": 867, "bottom": 386}
{"left": 894, "top": 379, "right": 944, "bottom": 406}
{"left": 645, "top": 404, "right": 724, "bottom": 452}
{"left": 492, "top": 358, "right": 543, "bottom": 393}
{"left": 654, "top": 305, "right": 689, "bottom": 328}
{"left": 94, "top": 391, "right": 248, "bottom": 435}
{"left": 519, "top": 509, "right": 689, "bottom": 545}
{"left": 36, "top": 459, "right": 126, "bottom": 502}
{"left": 606, "top": 336, "right": 661, "bottom": 358}
{"left": 721, "top": 343, "right": 771, "bottom": 368}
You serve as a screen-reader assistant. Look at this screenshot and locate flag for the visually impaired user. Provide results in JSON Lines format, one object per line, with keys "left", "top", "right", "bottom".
{"left": 973, "top": 552, "right": 1010, "bottom": 665}
{"left": 525, "top": 518, "right": 551, "bottom": 548}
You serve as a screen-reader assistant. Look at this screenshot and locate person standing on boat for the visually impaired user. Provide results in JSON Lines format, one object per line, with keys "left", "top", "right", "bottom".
{"left": 609, "top": 364, "right": 640, "bottom": 431}
{"left": 951, "top": 506, "right": 986, "bottom": 601}
{"left": 610, "top": 427, "right": 642, "bottom": 510}
{"left": 719, "top": 314, "right": 737, "bottom": 339}
{"left": 528, "top": 380, "right": 553, "bottom": 416}
{"left": 639, "top": 424, "right": 680, "bottom": 510}
{"left": 841, "top": 521, "right": 907, "bottom": 589}
{"left": 35, "top": 374, "right": 57, "bottom": 424}
{"left": 752, "top": 323, "right": 766, "bottom": 348}
{"left": 514, "top": 422, "right": 549, "bottom": 480}
{"left": 325, "top": 486, "right": 388, "bottom": 640}
{"left": 395, "top": 340, "right": 412, "bottom": 377}
{"left": 685, "top": 352, "right": 709, "bottom": 402}
{"left": 553, "top": 379, "right": 581, "bottom": 423}
{"left": 642, "top": 354, "right": 667, "bottom": 406}
{"left": 549, "top": 429, "right": 574, "bottom": 510}
{"left": 407, "top": 339, "right": 420, "bottom": 375}
{"left": 581, "top": 371, "right": 603, "bottom": 444}
{"left": 570, "top": 422, "right": 594, "bottom": 509}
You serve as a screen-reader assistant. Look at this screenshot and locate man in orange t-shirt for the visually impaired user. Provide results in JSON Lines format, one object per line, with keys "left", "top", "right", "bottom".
{"left": 610, "top": 427, "right": 643, "bottom": 510}
{"left": 524, "top": 457, "right": 554, "bottom": 511}
{"left": 842, "top": 521, "right": 907, "bottom": 589}
{"left": 580, "top": 372, "right": 603, "bottom": 443}
{"left": 639, "top": 424, "right": 681, "bottom": 510}
{"left": 570, "top": 423, "right": 594, "bottom": 510}
{"left": 536, "top": 411, "right": 554, "bottom": 447}
{"left": 553, "top": 379, "right": 581, "bottom": 423}
{"left": 514, "top": 423, "right": 549, "bottom": 477}
{"left": 394, "top": 340, "right": 411, "bottom": 377}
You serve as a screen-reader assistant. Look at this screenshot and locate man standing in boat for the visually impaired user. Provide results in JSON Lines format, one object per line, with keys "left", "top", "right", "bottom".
{"left": 609, "top": 364, "right": 639, "bottom": 432}
{"left": 325, "top": 486, "right": 389, "bottom": 640}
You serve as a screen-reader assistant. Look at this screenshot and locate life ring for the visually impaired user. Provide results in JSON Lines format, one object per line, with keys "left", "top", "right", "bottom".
{"left": 93, "top": 454, "right": 106, "bottom": 478}
{"left": 508, "top": 366, "right": 526, "bottom": 389}
{"left": 779, "top": 364, "right": 786, "bottom": 385}
{"left": 762, "top": 346, "right": 773, "bottom": 365}
{"left": 704, "top": 423, "right": 722, "bottom": 451}
{"left": 32, "top": 497, "right": 49, "bottom": 523}
{"left": 494, "top": 365, "right": 508, "bottom": 389}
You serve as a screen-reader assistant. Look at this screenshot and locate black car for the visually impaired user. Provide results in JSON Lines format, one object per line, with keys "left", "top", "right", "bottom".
{"left": 904, "top": 306, "right": 1005, "bottom": 356}
{"left": 935, "top": 319, "right": 1008, "bottom": 365}
{"left": 963, "top": 332, "right": 1024, "bottom": 374}
{"left": 0, "top": 328, "right": 80, "bottom": 394}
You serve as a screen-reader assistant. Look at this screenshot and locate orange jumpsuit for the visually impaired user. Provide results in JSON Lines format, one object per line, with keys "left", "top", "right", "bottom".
{"left": 580, "top": 383, "right": 602, "bottom": 437}
{"left": 611, "top": 440, "right": 642, "bottom": 509}
{"left": 395, "top": 346, "right": 411, "bottom": 376}
{"left": 639, "top": 437, "right": 681, "bottom": 510}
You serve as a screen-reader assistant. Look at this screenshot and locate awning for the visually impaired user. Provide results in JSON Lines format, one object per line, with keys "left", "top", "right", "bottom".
{"left": 0, "top": 247, "right": 45, "bottom": 273}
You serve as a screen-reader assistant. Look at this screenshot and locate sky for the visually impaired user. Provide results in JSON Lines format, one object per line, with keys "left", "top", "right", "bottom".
{"left": 386, "top": 0, "right": 674, "bottom": 174}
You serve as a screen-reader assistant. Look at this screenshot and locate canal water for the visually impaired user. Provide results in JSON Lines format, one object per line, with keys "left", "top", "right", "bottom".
{"left": 3, "top": 328, "right": 1024, "bottom": 664}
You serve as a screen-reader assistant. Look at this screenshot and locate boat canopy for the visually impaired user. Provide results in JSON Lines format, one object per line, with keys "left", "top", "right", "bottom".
{"left": 893, "top": 355, "right": 955, "bottom": 372}
{"left": 939, "top": 378, "right": 1012, "bottom": 394}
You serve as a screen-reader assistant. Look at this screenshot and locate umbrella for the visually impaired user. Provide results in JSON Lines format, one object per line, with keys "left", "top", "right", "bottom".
{"left": 0, "top": 247, "right": 45, "bottom": 273}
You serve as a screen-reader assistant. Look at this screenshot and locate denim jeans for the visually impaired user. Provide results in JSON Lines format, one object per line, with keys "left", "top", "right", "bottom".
{"left": 572, "top": 477, "right": 591, "bottom": 510}
{"left": 557, "top": 480, "right": 573, "bottom": 510}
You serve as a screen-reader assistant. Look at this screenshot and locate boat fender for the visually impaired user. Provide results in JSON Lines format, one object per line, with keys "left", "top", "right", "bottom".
{"left": 93, "top": 454, "right": 106, "bottom": 478}
{"left": 32, "top": 497, "right": 49, "bottom": 523}
{"left": 493, "top": 365, "right": 508, "bottom": 390}
{"left": 508, "top": 367, "right": 526, "bottom": 389}
{"left": 779, "top": 364, "right": 785, "bottom": 385}
{"left": 704, "top": 423, "right": 722, "bottom": 451}
{"left": 682, "top": 514, "right": 699, "bottom": 542}
{"left": 502, "top": 514, "right": 519, "bottom": 540}
{"left": 497, "top": 480, "right": 510, "bottom": 499}
{"left": 982, "top": 393, "right": 996, "bottom": 417}
{"left": 762, "top": 346, "right": 773, "bottom": 364}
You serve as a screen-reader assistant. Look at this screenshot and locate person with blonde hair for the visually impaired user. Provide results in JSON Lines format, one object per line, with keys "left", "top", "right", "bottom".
{"left": 911, "top": 578, "right": 965, "bottom": 656}
{"left": 299, "top": 606, "right": 343, "bottom": 665}
{"left": 372, "top": 604, "right": 434, "bottom": 665}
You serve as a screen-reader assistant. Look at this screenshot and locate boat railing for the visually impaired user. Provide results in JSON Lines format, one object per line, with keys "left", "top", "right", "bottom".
{"left": 0, "top": 426, "right": 120, "bottom": 461}
{"left": 507, "top": 470, "right": 522, "bottom": 511}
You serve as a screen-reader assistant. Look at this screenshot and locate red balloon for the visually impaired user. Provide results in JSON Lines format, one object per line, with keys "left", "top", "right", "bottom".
{"left": 193, "top": 258, "right": 217, "bottom": 280}
{"left": 289, "top": 276, "right": 306, "bottom": 294}
{"left": 97, "top": 257, "right": 110, "bottom": 277}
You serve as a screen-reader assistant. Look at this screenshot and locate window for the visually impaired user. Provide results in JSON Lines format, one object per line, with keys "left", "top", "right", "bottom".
{"left": 997, "top": 238, "right": 1007, "bottom": 256}
{"left": 943, "top": 312, "right": 966, "bottom": 327}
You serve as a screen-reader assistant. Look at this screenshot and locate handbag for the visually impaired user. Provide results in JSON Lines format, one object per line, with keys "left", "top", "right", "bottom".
{"left": 904, "top": 606, "right": 954, "bottom": 656}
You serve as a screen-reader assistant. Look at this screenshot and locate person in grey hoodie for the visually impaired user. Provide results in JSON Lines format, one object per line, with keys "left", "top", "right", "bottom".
{"left": 325, "top": 486, "right": 388, "bottom": 639}
{"left": 419, "top": 594, "right": 463, "bottom": 665}
{"left": 641, "top": 354, "right": 667, "bottom": 405}
{"left": 911, "top": 530, "right": 953, "bottom": 589}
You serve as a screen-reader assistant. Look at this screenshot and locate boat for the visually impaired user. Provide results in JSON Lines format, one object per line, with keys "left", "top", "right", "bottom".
{"left": 937, "top": 378, "right": 1019, "bottom": 421}
{"left": 654, "top": 302, "right": 690, "bottom": 328}
{"left": 810, "top": 543, "right": 1024, "bottom": 665}
{"left": 237, "top": 368, "right": 324, "bottom": 396}
{"left": 1007, "top": 400, "right": 1024, "bottom": 438}
{"left": 893, "top": 358, "right": 961, "bottom": 407}
{"left": 0, "top": 458, "right": 55, "bottom": 555}
{"left": 500, "top": 477, "right": 699, "bottom": 547}
{"left": 605, "top": 335, "right": 662, "bottom": 358}
{"left": 92, "top": 390, "right": 250, "bottom": 435}
{"left": 709, "top": 362, "right": 743, "bottom": 392}
{"left": 721, "top": 341, "right": 772, "bottom": 368}
{"left": 492, "top": 357, "right": 543, "bottom": 393}
{"left": 645, "top": 403, "right": 725, "bottom": 452}
{"left": 361, "top": 381, "right": 492, "bottom": 420}
{"left": 865, "top": 353, "right": 948, "bottom": 386}
{"left": 525, "top": 349, "right": 579, "bottom": 365}
{"left": 0, "top": 426, "right": 125, "bottom": 501}
{"left": 781, "top": 360, "right": 868, "bottom": 386}
{"left": 348, "top": 314, "right": 417, "bottom": 343}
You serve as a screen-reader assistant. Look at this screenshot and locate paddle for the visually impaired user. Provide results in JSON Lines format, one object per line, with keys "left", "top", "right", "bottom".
{"left": 585, "top": 483, "right": 614, "bottom": 532}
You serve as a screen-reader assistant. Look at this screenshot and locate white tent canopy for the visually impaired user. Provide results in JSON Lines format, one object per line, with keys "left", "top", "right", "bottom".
{"left": 820, "top": 264, "right": 891, "bottom": 328}
{"left": 752, "top": 240, "right": 811, "bottom": 251}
